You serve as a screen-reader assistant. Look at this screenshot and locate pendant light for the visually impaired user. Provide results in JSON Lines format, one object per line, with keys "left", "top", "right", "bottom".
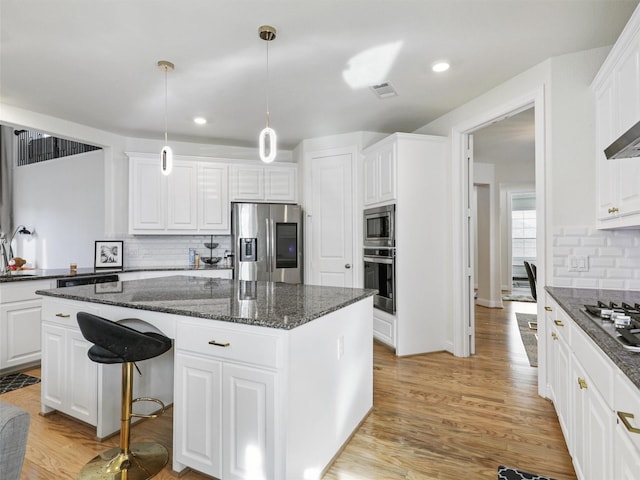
{"left": 258, "top": 25, "right": 277, "bottom": 164}
{"left": 158, "top": 60, "right": 174, "bottom": 175}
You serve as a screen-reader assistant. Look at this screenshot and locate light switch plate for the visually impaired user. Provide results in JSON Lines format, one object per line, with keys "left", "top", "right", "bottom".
{"left": 568, "top": 255, "right": 589, "bottom": 272}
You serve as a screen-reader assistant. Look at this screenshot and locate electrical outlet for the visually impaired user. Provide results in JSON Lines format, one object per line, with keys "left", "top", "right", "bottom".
{"left": 337, "top": 335, "right": 344, "bottom": 360}
{"left": 568, "top": 255, "right": 589, "bottom": 272}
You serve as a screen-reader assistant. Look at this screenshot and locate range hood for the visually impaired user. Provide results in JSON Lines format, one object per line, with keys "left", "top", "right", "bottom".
{"left": 605, "top": 119, "right": 640, "bottom": 160}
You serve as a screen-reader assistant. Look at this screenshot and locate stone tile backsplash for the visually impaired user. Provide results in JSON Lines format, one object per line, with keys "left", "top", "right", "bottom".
{"left": 554, "top": 226, "right": 640, "bottom": 290}
{"left": 123, "top": 234, "right": 232, "bottom": 267}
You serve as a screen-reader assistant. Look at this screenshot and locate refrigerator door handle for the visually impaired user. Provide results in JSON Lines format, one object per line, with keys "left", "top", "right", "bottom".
{"left": 270, "top": 218, "right": 275, "bottom": 273}
{"left": 265, "top": 217, "right": 271, "bottom": 273}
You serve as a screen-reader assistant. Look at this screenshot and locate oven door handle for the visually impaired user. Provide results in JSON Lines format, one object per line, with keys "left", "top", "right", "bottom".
{"left": 364, "top": 256, "right": 394, "bottom": 265}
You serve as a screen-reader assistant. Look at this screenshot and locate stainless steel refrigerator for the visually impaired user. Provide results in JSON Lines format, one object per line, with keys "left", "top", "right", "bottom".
{"left": 231, "top": 202, "right": 303, "bottom": 283}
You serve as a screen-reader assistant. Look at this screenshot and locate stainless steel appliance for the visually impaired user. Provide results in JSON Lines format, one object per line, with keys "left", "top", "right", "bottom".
{"left": 364, "top": 204, "right": 395, "bottom": 247}
{"left": 364, "top": 247, "right": 396, "bottom": 314}
{"left": 231, "top": 202, "right": 303, "bottom": 283}
{"left": 56, "top": 273, "right": 119, "bottom": 287}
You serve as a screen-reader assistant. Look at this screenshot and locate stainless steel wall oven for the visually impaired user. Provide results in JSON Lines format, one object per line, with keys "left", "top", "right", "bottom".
{"left": 364, "top": 247, "right": 396, "bottom": 314}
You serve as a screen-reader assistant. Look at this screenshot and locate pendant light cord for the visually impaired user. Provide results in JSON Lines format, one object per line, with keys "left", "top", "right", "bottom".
{"left": 265, "top": 39, "right": 270, "bottom": 128}
{"left": 164, "top": 66, "right": 169, "bottom": 144}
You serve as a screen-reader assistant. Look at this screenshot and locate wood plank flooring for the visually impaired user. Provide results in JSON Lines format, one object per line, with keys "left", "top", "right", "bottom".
{"left": 3, "top": 301, "right": 576, "bottom": 479}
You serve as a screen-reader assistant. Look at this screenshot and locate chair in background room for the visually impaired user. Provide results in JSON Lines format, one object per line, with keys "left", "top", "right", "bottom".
{"left": 524, "top": 260, "right": 537, "bottom": 301}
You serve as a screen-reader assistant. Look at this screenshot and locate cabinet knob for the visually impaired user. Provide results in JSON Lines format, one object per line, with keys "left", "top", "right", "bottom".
{"left": 618, "top": 411, "right": 640, "bottom": 434}
{"left": 208, "top": 340, "right": 230, "bottom": 348}
{"left": 577, "top": 377, "right": 588, "bottom": 390}
{"left": 554, "top": 320, "right": 565, "bottom": 327}
{"left": 345, "top": 264, "right": 351, "bottom": 269}
{"left": 545, "top": 306, "right": 552, "bottom": 312}
{"left": 551, "top": 332, "right": 558, "bottom": 340}
{"left": 608, "top": 207, "right": 620, "bottom": 214}
{"left": 55, "top": 313, "right": 70, "bottom": 318}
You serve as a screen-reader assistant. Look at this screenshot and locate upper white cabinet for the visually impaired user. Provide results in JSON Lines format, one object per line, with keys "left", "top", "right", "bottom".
{"left": 363, "top": 140, "right": 396, "bottom": 206}
{"left": 592, "top": 7, "right": 640, "bottom": 228}
{"left": 128, "top": 154, "right": 229, "bottom": 235}
{"left": 229, "top": 164, "right": 297, "bottom": 203}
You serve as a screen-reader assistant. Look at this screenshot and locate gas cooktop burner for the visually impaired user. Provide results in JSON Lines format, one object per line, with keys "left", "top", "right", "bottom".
{"left": 582, "top": 300, "right": 640, "bottom": 352}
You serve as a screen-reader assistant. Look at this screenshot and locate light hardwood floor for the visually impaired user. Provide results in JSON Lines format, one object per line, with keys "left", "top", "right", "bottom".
{"left": 3, "top": 301, "right": 576, "bottom": 479}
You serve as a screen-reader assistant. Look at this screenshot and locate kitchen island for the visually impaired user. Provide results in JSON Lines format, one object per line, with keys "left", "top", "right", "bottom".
{"left": 36, "top": 276, "right": 375, "bottom": 480}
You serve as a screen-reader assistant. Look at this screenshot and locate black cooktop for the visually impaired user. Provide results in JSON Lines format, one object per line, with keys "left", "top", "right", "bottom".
{"left": 583, "top": 300, "right": 640, "bottom": 351}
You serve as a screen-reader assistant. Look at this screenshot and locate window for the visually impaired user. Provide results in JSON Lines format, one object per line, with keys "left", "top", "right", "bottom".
{"left": 511, "top": 193, "right": 536, "bottom": 279}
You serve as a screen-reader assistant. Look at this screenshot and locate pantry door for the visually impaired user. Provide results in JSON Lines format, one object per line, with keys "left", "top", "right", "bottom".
{"left": 307, "top": 147, "right": 355, "bottom": 288}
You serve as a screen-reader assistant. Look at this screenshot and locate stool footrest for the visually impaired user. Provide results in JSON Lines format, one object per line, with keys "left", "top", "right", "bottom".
{"left": 131, "top": 397, "right": 166, "bottom": 419}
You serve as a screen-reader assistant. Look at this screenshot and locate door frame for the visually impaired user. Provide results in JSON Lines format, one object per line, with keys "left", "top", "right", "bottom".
{"left": 451, "top": 86, "right": 547, "bottom": 395}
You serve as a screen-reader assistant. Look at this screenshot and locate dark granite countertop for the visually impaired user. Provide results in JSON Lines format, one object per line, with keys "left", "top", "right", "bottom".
{"left": 0, "top": 265, "right": 232, "bottom": 283}
{"left": 545, "top": 286, "right": 640, "bottom": 390}
{"left": 36, "top": 275, "right": 376, "bottom": 330}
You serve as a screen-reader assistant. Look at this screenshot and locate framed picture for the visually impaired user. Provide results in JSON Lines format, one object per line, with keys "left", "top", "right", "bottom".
{"left": 95, "top": 240, "right": 123, "bottom": 269}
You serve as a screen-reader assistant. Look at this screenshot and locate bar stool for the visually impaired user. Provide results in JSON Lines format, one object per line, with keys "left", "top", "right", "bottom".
{"left": 76, "top": 312, "right": 173, "bottom": 480}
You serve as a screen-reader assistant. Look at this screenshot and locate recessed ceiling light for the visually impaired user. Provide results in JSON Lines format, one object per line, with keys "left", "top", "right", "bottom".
{"left": 194, "top": 117, "right": 207, "bottom": 125}
{"left": 432, "top": 62, "right": 450, "bottom": 73}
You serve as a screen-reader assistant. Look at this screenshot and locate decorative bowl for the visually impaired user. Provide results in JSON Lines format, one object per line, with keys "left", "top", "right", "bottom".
{"left": 204, "top": 242, "right": 219, "bottom": 250}
{"left": 201, "top": 256, "right": 222, "bottom": 265}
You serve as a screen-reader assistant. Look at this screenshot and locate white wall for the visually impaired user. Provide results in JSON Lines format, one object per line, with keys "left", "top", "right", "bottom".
{"left": 13, "top": 149, "right": 105, "bottom": 268}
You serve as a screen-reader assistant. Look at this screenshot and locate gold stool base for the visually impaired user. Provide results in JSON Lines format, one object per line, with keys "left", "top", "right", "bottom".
{"left": 77, "top": 442, "right": 168, "bottom": 480}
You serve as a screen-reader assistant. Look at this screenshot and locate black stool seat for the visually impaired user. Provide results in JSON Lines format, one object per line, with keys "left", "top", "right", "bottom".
{"left": 75, "top": 312, "right": 172, "bottom": 480}
{"left": 77, "top": 312, "right": 172, "bottom": 364}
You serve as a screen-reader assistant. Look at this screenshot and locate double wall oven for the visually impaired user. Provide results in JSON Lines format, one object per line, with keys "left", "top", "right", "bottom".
{"left": 363, "top": 205, "right": 396, "bottom": 314}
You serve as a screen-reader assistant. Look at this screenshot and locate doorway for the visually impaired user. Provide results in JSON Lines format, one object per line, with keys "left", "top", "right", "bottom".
{"left": 452, "top": 88, "right": 546, "bottom": 392}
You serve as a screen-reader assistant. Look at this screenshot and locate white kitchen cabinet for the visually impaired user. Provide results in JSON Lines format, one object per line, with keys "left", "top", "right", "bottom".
{"left": 614, "top": 370, "right": 640, "bottom": 478}
{"left": 198, "top": 163, "right": 229, "bottom": 232}
{"left": 571, "top": 359, "right": 613, "bottom": 480}
{"left": 592, "top": 9, "right": 640, "bottom": 228}
{"left": 41, "top": 299, "right": 99, "bottom": 426}
{"left": 362, "top": 133, "right": 447, "bottom": 356}
{"left": 174, "top": 352, "right": 223, "bottom": 478}
{"left": 230, "top": 164, "right": 297, "bottom": 203}
{"left": 174, "top": 320, "right": 277, "bottom": 480}
{"left": 0, "top": 279, "right": 52, "bottom": 374}
{"left": 549, "top": 305, "right": 572, "bottom": 445}
{"left": 128, "top": 154, "right": 230, "bottom": 234}
{"left": 363, "top": 140, "right": 396, "bottom": 206}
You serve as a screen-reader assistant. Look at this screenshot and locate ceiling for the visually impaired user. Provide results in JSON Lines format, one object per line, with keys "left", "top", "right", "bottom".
{"left": 1, "top": 0, "right": 639, "bottom": 151}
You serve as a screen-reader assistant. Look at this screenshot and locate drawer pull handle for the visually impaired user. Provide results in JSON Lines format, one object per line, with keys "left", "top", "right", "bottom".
{"left": 545, "top": 306, "right": 552, "bottom": 312}
{"left": 55, "top": 313, "right": 70, "bottom": 318}
{"left": 208, "top": 340, "right": 230, "bottom": 348}
{"left": 554, "top": 320, "right": 565, "bottom": 327}
{"left": 617, "top": 411, "right": 640, "bottom": 434}
{"left": 577, "top": 377, "right": 588, "bottom": 390}
{"left": 551, "top": 332, "right": 558, "bottom": 340}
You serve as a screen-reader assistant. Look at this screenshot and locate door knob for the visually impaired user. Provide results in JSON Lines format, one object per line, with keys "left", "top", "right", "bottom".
{"left": 345, "top": 264, "right": 351, "bottom": 269}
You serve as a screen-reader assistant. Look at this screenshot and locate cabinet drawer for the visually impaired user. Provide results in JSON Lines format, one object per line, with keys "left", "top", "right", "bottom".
{"left": 176, "top": 321, "right": 281, "bottom": 369}
{"left": 572, "top": 324, "right": 614, "bottom": 405}
{"left": 615, "top": 371, "right": 640, "bottom": 453}
{"left": 42, "top": 298, "right": 99, "bottom": 327}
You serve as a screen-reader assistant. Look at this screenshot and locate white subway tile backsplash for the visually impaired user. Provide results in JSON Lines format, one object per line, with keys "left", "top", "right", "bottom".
{"left": 122, "top": 234, "right": 232, "bottom": 268}
{"left": 553, "top": 226, "right": 640, "bottom": 290}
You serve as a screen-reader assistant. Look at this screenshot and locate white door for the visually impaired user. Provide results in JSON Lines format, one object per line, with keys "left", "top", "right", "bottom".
{"left": 309, "top": 149, "right": 354, "bottom": 287}
{"left": 466, "top": 135, "right": 476, "bottom": 355}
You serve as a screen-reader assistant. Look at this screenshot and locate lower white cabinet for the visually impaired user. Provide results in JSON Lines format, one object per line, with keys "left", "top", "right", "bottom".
{"left": 41, "top": 300, "right": 99, "bottom": 426}
{"left": 173, "top": 320, "right": 277, "bottom": 480}
{"left": 372, "top": 309, "right": 395, "bottom": 347}
{"left": 546, "top": 294, "right": 640, "bottom": 479}
{"left": 0, "top": 279, "right": 53, "bottom": 373}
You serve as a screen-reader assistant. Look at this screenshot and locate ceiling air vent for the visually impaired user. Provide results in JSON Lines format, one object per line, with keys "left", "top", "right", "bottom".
{"left": 370, "top": 82, "right": 398, "bottom": 99}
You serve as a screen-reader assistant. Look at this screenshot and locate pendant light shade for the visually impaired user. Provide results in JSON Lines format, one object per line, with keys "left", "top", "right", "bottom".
{"left": 258, "top": 25, "right": 277, "bottom": 164}
{"left": 158, "top": 60, "right": 174, "bottom": 175}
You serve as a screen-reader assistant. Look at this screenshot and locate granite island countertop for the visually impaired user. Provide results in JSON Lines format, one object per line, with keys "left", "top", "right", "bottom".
{"left": 0, "top": 264, "right": 232, "bottom": 283}
{"left": 36, "top": 275, "right": 376, "bottom": 330}
{"left": 546, "top": 286, "right": 640, "bottom": 390}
